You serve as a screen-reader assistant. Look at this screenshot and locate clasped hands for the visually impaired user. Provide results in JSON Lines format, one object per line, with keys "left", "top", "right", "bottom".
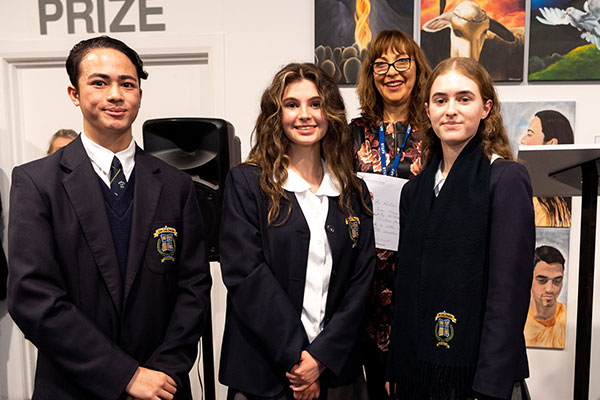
{"left": 125, "top": 366, "right": 177, "bottom": 400}
{"left": 286, "top": 350, "right": 326, "bottom": 400}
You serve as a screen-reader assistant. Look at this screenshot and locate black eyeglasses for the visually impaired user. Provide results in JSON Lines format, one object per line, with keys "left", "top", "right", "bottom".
{"left": 372, "top": 57, "right": 413, "bottom": 75}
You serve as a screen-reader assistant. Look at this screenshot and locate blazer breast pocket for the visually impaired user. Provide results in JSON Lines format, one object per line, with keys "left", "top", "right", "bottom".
{"left": 145, "top": 221, "right": 182, "bottom": 274}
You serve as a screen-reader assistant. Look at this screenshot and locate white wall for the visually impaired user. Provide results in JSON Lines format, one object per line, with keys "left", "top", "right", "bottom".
{"left": 0, "top": 1, "right": 599, "bottom": 399}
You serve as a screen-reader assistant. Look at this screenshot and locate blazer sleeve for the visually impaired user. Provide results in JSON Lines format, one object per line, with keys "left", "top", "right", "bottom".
{"left": 219, "top": 166, "right": 307, "bottom": 371}
{"left": 7, "top": 166, "right": 139, "bottom": 399}
{"left": 472, "top": 162, "right": 535, "bottom": 399}
{"left": 305, "top": 180, "right": 376, "bottom": 375}
{"left": 144, "top": 177, "right": 212, "bottom": 386}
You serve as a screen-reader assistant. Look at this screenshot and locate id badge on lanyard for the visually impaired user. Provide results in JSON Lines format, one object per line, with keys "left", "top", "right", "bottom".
{"left": 379, "top": 123, "right": 412, "bottom": 177}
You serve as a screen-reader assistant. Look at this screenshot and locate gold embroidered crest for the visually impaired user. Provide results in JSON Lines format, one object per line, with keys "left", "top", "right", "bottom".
{"left": 154, "top": 226, "right": 178, "bottom": 263}
{"left": 345, "top": 216, "right": 360, "bottom": 248}
{"left": 434, "top": 311, "right": 457, "bottom": 348}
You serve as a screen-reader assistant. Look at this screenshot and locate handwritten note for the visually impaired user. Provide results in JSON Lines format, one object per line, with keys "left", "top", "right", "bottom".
{"left": 358, "top": 173, "right": 408, "bottom": 251}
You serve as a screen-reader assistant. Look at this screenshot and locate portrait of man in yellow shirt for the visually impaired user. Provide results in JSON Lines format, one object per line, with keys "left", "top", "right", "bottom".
{"left": 524, "top": 245, "right": 566, "bottom": 349}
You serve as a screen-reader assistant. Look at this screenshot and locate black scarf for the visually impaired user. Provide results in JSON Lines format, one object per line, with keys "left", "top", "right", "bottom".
{"left": 390, "top": 136, "right": 491, "bottom": 399}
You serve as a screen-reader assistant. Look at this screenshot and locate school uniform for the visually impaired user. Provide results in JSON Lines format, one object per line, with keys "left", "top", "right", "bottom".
{"left": 7, "top": 136, "right": 211, "bottom": 400}
{"left": 218, "top": 164, "right": 375, "bottom": 397}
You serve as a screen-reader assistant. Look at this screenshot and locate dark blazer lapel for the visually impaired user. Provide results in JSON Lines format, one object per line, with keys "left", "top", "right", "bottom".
{"left": 285, "top": 192, "right": 310, "bottom": 314}
{"left": 123, "top": 148, "right": 162, "bottom": 303}
{"left": 61, "top": 137, "right": 123, "bottom": 310}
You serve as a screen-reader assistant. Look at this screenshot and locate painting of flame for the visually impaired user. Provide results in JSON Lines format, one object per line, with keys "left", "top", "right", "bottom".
{"left": 315, "top": 0, "right": 414, "bottom": 85}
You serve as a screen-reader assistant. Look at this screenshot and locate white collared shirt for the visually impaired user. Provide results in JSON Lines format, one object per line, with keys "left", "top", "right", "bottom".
{"left": 80, "top": 131, "right": 136, "bottom": 188}
{"left": 434, "top": 153, "right": 503, "bottom": 197}
{"left": 283, "top": 162, "right": 341, "bottom": 343}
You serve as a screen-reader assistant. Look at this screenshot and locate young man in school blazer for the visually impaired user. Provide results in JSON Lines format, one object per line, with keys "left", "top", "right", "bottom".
{"left": 7, "top": 36, "right": 211, "bottom": 400}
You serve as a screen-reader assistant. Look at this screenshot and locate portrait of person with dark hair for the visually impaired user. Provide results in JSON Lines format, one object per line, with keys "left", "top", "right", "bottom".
{"left": 524, "top": 245, "right": 567, "bottom": 348}
{"left": 520, "top": 108, "right": 575, "bottom": 227}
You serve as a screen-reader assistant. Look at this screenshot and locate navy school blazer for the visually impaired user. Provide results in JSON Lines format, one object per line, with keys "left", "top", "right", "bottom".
{"left": 8, "top": 137, "right": 211, "bottom": 400}
{"left": 398, "top": 159, "right": 534, "bottom": 399}
{"left": 218, "top": 164, "right": 376, "bottom": 397}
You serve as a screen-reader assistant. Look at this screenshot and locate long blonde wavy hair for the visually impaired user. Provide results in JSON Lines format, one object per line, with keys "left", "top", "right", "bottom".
{"left": 246, "top": 63, "right": 370, "bottom": 224}
{"left": 420, "top": 57, "right": 514, "bottom": 165}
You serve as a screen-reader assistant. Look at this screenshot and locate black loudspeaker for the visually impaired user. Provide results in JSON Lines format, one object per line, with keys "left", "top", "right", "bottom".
{"left": 142, "top": 118, "right": 241, "bottom": 262}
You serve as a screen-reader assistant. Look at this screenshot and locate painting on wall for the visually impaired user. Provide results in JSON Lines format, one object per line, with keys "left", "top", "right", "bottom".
{"left": 314, "top": 0, "right": 414, "bottom": 85}
{"left": 503, "top": 100, "right": 575, "bottom": 227}
{"left": 420, "top": 0, "right": 526, "bottom": 81}
{"left": 529, "top": 0, "right": 600, "bottom": 81}
{"left": 524, "top": 227, "right": 570, "bottom": 349}
{"left": 502, "top": 101, "right": 575, "bottom": 349}
{"left": 501, "top": 101, "right": 575, "bottom": 154}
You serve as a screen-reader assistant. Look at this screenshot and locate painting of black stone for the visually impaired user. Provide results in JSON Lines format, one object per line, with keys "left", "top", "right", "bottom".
{"left": 314, "top": 0, "right": 414, "bottom": 85}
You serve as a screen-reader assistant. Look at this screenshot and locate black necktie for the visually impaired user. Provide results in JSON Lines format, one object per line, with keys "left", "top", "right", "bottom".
{"left": 109, "top": 156, "right": 127, "bottom": 197}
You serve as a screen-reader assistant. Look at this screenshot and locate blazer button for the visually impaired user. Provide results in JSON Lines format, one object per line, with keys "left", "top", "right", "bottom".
{"left": 326, "top": 224, "right": 335, "bottom": 233}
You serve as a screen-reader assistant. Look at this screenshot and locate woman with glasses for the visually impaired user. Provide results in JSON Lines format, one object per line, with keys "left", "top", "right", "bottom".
{"left": 219, "top": 63, "right": 375, "bottom": 400}
{"left": 350, "top": 29, "right": 431, "bottom": 399}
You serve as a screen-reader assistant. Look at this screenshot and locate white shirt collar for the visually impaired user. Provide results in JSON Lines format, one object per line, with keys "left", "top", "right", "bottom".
{"left": 80, "top": 131, "right": 136, "bottom": 182}
{"left": 283, "top": 161, "right": 341, "bottom": 197}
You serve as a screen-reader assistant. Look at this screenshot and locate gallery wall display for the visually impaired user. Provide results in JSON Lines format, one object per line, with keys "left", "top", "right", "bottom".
{"left": 529, "top": 0, "right": 600, "bottom": 81}
{"left": 420, "top": 0, "right": 526, "bottom": 81}
{"left": 503, "top": 101, "right": 575, "bottom": 350}
{"left": 314, "top": 0, "right": 414, "bottom": 84}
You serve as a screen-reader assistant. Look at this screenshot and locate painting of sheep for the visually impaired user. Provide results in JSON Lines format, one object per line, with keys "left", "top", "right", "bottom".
{"left": 421, "top": 0, "right": 526, "bottom": 81}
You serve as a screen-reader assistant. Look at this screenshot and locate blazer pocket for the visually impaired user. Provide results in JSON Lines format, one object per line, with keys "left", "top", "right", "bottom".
{"left": 145, "top": 220, "right": 182, "bottom": 274}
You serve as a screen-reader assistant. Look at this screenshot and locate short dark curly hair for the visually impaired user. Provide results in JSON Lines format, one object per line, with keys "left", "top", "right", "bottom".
{"left": 66, "top": 35, "right": 148, "bottom": 89}
{"left": 534, "top": 245, "right": 565, "bottom": 270}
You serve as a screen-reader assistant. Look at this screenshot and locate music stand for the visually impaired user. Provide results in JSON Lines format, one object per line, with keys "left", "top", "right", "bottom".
{"left": 519, "top": 144, "right": 600, "bottom": 400}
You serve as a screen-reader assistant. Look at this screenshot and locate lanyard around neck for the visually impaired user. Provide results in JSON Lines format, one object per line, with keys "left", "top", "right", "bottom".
{"left": 379, "top": 122, "right": 412, "bottom": 177}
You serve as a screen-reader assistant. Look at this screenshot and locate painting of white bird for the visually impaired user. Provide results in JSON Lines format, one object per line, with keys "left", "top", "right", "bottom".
{"left": 537, "top": 0, "right": 600, "bottom": 49}
{"left": 529, "top": 0, "right": 600, "bottom": 80}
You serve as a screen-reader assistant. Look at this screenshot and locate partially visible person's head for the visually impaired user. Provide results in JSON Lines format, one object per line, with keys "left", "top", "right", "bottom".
{"left": 66, "top": 36, "right": 148, "bottom": 90}
{"left": 420, "top": 57, "right": 513, "bottom": 164}
{"left": 520, "top": 110, "right": 574, "bottom": 146}
{"left": 66, "top": 37, "right": 145, "bottom": 144}
{"left": 357, "top": 29, "right": 431, "bottom": 127}
{"left": 532, "top": 245, "right": 565, "bottom": 312}
{"left": 47, "top": 129, "right": 78, "bottom": 155}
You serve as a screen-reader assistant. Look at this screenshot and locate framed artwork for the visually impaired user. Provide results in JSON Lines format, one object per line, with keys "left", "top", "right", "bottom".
{"left": 314, "top": 0, "right": 414, "bottom": 85}
{"left": 529, "top": 0, "right": 600, "bottom": 81}
{"left": 524, "top": 227, "right": 570, "bottom": 349}
{"left": 501, "top": 101, "right": 575, "bottom": 155}
{"left": 420, "top": 0, "right": 526, "bottom": 81}
{"left": 503, "top": 101, "right": 575, "bottom": 228}
{"left": 502, "top": 101, "right": 574, "bottom": 349}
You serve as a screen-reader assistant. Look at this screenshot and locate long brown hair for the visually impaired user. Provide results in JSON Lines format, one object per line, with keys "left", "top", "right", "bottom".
{"left": 420, "top": 57, "right": 514, "bottom": 165}
{"left": 357, "top": 29, "right": 431, "bottom": 128}
{"left": 247, "top": 63, "right": 369, "bottom": 224}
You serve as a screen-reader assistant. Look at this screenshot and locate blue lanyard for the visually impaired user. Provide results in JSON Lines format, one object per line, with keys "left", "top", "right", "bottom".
{"left": 379, "top": 123, "right": 412, "bottom": 177}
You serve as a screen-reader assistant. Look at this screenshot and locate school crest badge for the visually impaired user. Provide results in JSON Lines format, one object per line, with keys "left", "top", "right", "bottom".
{"left": 434, "top": 311, "right": 457, "bottom": 348}
{"left": 154, "top": 226, "right": 177, "bottom": 263}
{"left": 345, "top": 216, "right": 360, "bottom": 248}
